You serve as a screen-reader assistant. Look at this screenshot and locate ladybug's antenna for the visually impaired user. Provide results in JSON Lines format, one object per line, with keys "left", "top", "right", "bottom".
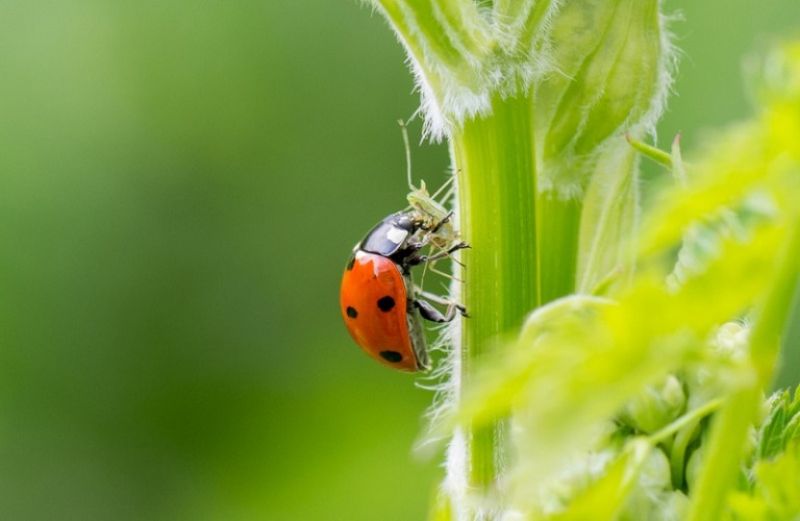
{"left": 398, "top": 118, "right": 415, "bottom": 191}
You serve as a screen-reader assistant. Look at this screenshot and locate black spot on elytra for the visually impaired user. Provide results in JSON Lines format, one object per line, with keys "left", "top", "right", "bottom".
{"left": 346, "top": 255, "right": 356, "bottom": 271}
{"left": 380, "top": 350, "right": 403, "bottom": 363}
{"left": 346, "top": 306, "right": 358, "bottom": 318}
{"left": 377, "top": 296, "right": 396, "bottom": 312}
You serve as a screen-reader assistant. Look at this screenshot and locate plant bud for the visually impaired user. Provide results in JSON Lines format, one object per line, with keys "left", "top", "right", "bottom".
{"left": 535, "top": 0, "right": 669, "bottom": 193}
{"left": 622, "top": 375, "right": 686, "bottom": 434}
{"left": 619, "top": 450, "right": 678, "bottom": 521}
{"left": 715, "top": 321, "right": 750, "bottom": 359}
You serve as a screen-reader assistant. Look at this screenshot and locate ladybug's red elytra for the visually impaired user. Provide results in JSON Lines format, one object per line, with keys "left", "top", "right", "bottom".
{"left": 340, "top": 210, "right": 468, "bottom": 371}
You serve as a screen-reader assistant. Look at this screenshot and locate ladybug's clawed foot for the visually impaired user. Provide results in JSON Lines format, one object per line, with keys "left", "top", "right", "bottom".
{"left": 414, "top": 296, "right": 469, "bottom": 323}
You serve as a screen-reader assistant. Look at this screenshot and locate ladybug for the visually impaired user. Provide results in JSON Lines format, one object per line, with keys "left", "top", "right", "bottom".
{"left": 340, "top": 211, "right": 468, "bottom": 371}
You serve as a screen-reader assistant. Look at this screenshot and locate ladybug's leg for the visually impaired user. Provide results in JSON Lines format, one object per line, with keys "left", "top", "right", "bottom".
{"left": 404, "top": 242, "right": 469, "bottom": 286}
{"left": 447, "top": 253, "right": 466, "bottom": 268}
{"left": 413, "top": 290, "right": 468, "bottom": 321}
{"left": 414, "top": 298, "right": 467, "bottom": 323}
{"left": 425, "top": 262, "right": 464, "bottom": 283}
{"left": 405, "top": 222, "right": 451, "bottom": 252}
{"left": 415, "top": 288, "right": 467, "bottom": 310}
{"left": 414, "top": 241, "right": 470, "bottom": 265}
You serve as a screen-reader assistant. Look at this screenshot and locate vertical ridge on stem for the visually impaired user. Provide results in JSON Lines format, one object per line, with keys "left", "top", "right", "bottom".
{"left": 451, "top": 94, "right": 538, "bottom": 511}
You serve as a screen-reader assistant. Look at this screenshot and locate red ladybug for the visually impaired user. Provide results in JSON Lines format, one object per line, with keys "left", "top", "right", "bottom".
{"left": 340, "top": 211, "right": 467, "bottom": 371}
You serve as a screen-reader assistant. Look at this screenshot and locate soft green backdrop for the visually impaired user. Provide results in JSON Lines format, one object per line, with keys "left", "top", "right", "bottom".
{"left": 0, "top": 1, "right": 797, "bottom": 520}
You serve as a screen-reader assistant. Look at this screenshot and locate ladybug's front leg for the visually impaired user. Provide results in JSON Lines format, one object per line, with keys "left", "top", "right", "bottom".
{"left": 413, "top": 298, "right": 468, "bottom": 323}
{"left": 422, "top": 241, "right": 470, "bottom": 263}
{"left": 405, "top": 240, "right": 470, "bottom": 268}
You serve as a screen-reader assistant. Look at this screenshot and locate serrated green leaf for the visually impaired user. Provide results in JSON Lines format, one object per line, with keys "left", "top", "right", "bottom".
{"left": 668, "top": 194, "right": 776, "bottom": 290}
{"left": 727, "top": 441, "right": 800, "bottom": 520}
{"left": 758, "top": 390, "right": 791, "bottom": 460}
{"left": 686, "top": 211, "right": 800, "bottom": 521}
{"left": 783, "top": 412, "right": 800, "bottom": 447}
{"left": 756, "top": 387, "right": 800, "bottom": 461}
{"left": 638, "top": 119, "right": 798, "bottom": 262}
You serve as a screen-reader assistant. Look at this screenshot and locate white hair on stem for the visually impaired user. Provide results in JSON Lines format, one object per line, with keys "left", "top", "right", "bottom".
{"left": 363, "top": 2, "right": 678, "bottom": 518}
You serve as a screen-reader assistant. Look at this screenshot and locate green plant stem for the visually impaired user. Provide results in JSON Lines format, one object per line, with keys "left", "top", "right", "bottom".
{"left": 669, "top": 416, "right": 702, "bottom": 489}
{"left": 648, "top": 398, "right": 722, "bottom": 446}
{"left": 625, "top": 134, "right": 672, "bottom": 168}
{"left": 687, "top": 215, "right": 800, "bottom": 521}
{"left": 452, "top": 94, "right": 539, "bottom": 495}
{"left": 685, "top": 388, "right": 760, "bottom": 521}
{"left": 538, "top": 194, "right": 582, "bottom": 304}
{"left": 451, "top": 94, "right": 583, "bottom": 502}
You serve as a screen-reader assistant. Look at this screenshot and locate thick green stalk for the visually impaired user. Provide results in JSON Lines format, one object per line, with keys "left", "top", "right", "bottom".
{"left": 449, "top": 96, "right": 578, "bottom": 499}
{"left": 451, "top": 94, "right": 539, "bottom": 493}
{"left": 537, "top": 194, "right": 582, "bottom": 304}
{"left": 451, "top": 96, "right": 585, "bottom": 504}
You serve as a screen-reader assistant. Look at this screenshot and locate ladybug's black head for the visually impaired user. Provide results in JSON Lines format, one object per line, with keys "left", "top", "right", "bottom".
{"left": 358, "top": 211, "right": 422, "bottom": 259}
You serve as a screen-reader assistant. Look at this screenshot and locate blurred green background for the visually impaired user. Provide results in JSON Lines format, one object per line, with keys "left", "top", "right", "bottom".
{"left": 0, "top": 1, "right": 798, "bottom": 520}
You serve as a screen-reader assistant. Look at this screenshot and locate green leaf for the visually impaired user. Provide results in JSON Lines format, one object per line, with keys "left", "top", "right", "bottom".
{"left": 757, "top": 387, "right": 800, "bottom": 460}
{"left": 638, "top": 126, "right": 797, "bottom": 262}
{"left": 759, "top": 390, "right": 792, "bottom": 460}
{"left": 686, "top": 213, "right": 800, "bottom": 521}
{"left": 577, "top": 141, "right": 638, "bottom": 294}
{"left": 667, "top": 194, "right": 776, "bottom": 290}
{"left": 727, "top": 441, "right": 800, "bottom": 520}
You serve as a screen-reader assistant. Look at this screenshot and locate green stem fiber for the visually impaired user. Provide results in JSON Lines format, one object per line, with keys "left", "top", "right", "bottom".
{"left": 452, "top": 95, "right": 539, "bottom": 492}
{"left": 451, "top": 94, "right": 582, "bottom": 497}
{"left": 537, "top": 194, "right": 582, "bottom": 304}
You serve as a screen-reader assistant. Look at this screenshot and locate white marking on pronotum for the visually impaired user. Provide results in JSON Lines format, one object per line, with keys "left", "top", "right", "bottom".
{"left": 386, "top": 226, "right": 408, "bottom": 245}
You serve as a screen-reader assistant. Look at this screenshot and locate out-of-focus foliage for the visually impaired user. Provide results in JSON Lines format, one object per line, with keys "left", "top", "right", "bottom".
{"left": 0, "top": 2, "right": 444, "bottom": 520}
{"left": 726, "top": 387, "right": 800, "bottom": 520}
{"left": 757, "top": 388, "right": 800, "bottom": 460}
{"left": 0, "top": 1, "right": 799, "bottom": 520}
{"left": 447, "top": 40, "right": 800, "bottom": 520}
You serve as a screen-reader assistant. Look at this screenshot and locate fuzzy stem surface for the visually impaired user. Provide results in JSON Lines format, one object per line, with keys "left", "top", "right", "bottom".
{"left": 451, "top": 95, "right": 539, "bottom": 496}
